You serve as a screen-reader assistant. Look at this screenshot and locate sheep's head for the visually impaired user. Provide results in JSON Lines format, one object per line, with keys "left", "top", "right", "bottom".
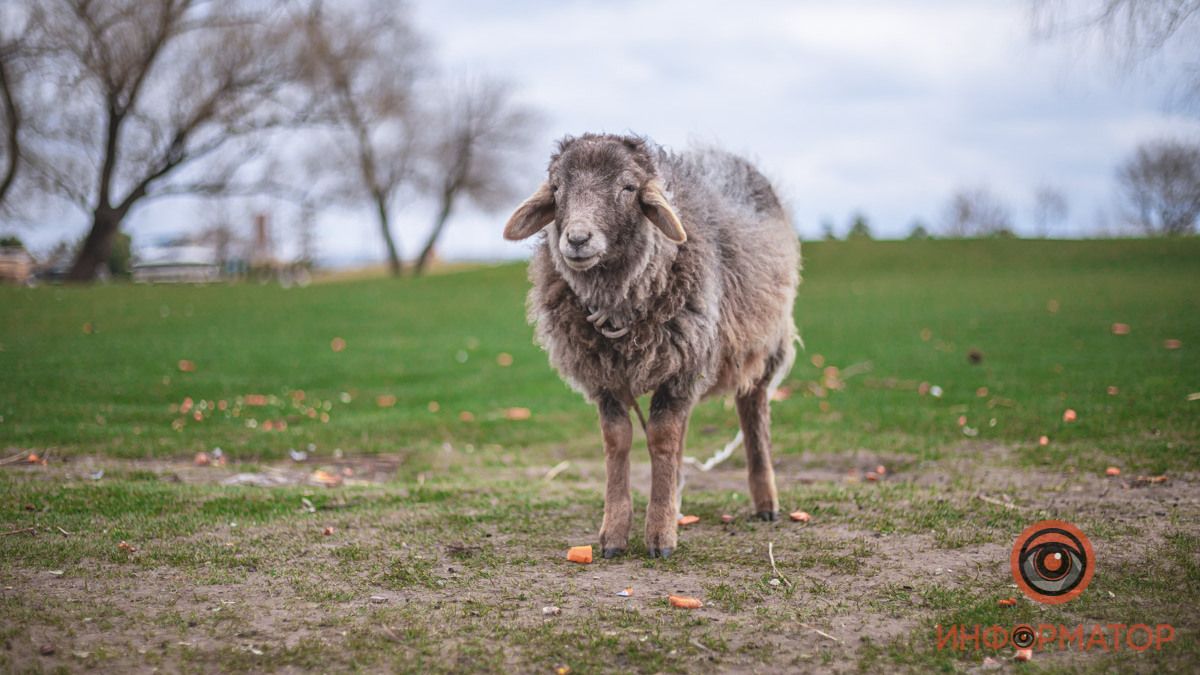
{"left": 504, "top": 134, "right": 686, "bottom": 273}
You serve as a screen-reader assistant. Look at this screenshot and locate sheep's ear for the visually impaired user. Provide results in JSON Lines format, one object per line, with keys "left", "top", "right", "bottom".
{"left": 504, "top": 182, "right": 556, "bottom": 240}
{"left": 639, "top": 180, "right": 687, "bottom": 243}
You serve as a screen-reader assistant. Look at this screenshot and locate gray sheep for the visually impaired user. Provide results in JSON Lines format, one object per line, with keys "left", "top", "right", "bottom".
{"left": 504, "top": 133, "right": 799, "bottom": 558}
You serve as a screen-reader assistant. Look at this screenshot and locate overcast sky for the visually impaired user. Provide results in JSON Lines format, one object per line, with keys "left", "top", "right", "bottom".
{"left": 20, "top": 0, "right": 1200, "bottom": 264}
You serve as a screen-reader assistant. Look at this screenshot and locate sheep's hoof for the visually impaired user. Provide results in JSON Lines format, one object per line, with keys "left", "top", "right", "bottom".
{"left": 602, "top": 547, "right": 625, "bottom": 559}
{"left": 648, "top": 547, "right": 673, "bottom": 559}
{"left": 754, "top": 510, "right": 779, "bottom": 522}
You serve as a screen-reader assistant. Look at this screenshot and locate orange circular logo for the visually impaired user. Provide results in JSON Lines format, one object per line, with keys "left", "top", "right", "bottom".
{"left": 1010, "top": 520, "right": 1094, "bottom": 604}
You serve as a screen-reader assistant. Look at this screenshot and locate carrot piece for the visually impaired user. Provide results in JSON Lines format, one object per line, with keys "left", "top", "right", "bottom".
{"left": 669, "top": 595, "right": 702, "bottom": 609}
{"left": 678, "top": 515, "right": 700, "bottom": 526}
{"left": 998, "top": 598, "right": 1017, "bottom": 607}
{"left": 566, "top": 545, "right": 592, "bottom": 564}
{"left": 1014, "top": 648, "right": 1033, "bottom": 662}
{"left": 789, "top": 511, "right": 811, "bottom": 523}
{"left": 1105, "top": 466, "right": 1121, "bottom": 477}
{"left": 720, "top": 514, "right": 734, "bottom": 523}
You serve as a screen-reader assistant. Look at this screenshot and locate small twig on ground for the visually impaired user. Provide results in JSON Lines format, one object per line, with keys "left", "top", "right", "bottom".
{"left": 0, "top": 451, "right": 29, "bottom": 466}
{"left": 767, "top": 541, "right": 794, "bottom": 589}
{"left": 683, "top": 429, "right": 744, "bottom": 472}
{"left": 2, "top": 527, "right": 36, "bottom": 536}
{"left": 800, "top": 623, "right": 842, "bottom": 643}
{"left": 543, "top": 460, "right": 570, "bottom": 481}
{"left": 690, "top": 638, "right": 715, "bottom": 654}
{"left": 57, "top": 526, "right": 71, "bottom": 537}
{"left": 976, "top": 493, "right": 1024, "bottom": 511}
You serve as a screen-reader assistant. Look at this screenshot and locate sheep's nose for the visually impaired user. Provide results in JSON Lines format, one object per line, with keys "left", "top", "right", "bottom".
{"left": 567, "top": 231, "right": 592, "bottom": 248}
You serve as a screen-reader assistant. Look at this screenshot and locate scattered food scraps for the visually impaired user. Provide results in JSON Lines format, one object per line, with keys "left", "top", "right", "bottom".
{"left": 875, "top": 464, "right": 887, "bottom": 475}
{"left": 1105, "top": 467, "right": 1121, "bottom": 477}
{"left": 309, "top": 469, "right": 343, "bottom": 487}
{"left": 721, "top": 514, "right": 734, "bottom": 524}
{"left": 496, "top": 352, "right": 513, "bottom": 367}
{"left": 554, "top": 665, "right": 571, "bottom": 675}
{"left": 330, "top": 337, "right": 346, "bottom": 352}
{"left": 1062, "top": 409, "right": 1077, "bottom": 423}
{"left": 865, "top": 471, "right": 880, "bottom": 482}
{"left": 26, "top": 453, "right": 39, "bottom": 463}
{"left": 617, "top": 588, "right": 633, "bottom": 597}
{"left": 678, "top": 515, "right": 700, "bottom": 526}
{"left": 542, "top": 606, "right": 561, "bottom": 616}
{"left": 505, "top": 407, "right": 532, "bottom": 421}
{"left": 1014, "top": 648, "right": 1033, "bottom": 662}
{"left": 789, "top": 511, "right": 811, "bottom": 523}
{"left": 669, "top": 595, "right": 703, "bottom": 609}
{"left": 976, "top": 386, "right": 988, "bottom": 397}
{"left": 458, "top": 411, "right": 475, "bottom": 422}
{"left": 1111, "top": 323, "right": 1130, "bottom": 335}
{"left": 1163, "top": 339, "right": 1182, "bottom": 350}
{"left": 323, "top": 526, "right": 334, "bottom": 536}
{"left": 957, "top": 415, "right": 967, "bottom": 427}
{"left": 770, "top": 386, "right": 791, "bottom": 401}
{"left": 376, "top": 394, "right": 397, "bottom": 408}
{"left": 118, "top": 541, "right": 136, "bottom": 553}
{"left": 177, "top": 359, "right": 196, "bottom": 372}
{"left": 1107, "top": 386, "right": 1119, "bottom": 396}
{"left": 1038, "top": 436, "right": 1050, "bottom": 446}
{"left": 1135, "top": 475, "right": 1168, "bottom": 485}
{"left": 194, "top": 452, "right": 210, "bottom": 466}
{"left": 998, "top": 598, "right": 1017, "bottom": 607}
{"left": 369, "top": 595, "right": 387, "bottom": 604}
{"left": 566, "top": 545, "right": 592, "bottom": 564}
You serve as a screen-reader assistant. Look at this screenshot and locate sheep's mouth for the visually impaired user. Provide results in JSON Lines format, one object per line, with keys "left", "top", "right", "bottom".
{"left": 563, "top": 254, "right": 600, "bottom": 271}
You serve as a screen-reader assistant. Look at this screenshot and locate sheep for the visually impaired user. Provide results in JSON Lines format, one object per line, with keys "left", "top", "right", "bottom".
{"left": 503, "top": 133, "right": 799, "bottom": 559}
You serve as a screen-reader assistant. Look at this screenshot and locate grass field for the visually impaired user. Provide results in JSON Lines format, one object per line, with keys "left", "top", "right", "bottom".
{"left": 2, "top": 238, "right": 1198, "bottom": 673}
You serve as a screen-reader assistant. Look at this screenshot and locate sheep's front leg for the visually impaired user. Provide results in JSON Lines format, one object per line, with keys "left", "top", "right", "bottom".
{"left": 645, "top": 389, "right": 691, "bottom": 558}
{"left": 597, "top": 394, "right": 633, "bottom": 558}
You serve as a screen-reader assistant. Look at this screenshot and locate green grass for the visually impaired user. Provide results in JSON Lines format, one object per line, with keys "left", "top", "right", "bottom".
{"left": 1, "top": 238, "right": 1198, "bottom": 673}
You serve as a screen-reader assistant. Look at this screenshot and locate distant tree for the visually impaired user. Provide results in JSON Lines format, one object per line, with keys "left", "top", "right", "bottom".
{"left": 413, "top": 77, "right": 538, "bottom": 276}
{"left": 1117, "top": 138, "right": 1200, "bottom": 236}
{"left": 820, "top": 218, "right": 838, "bottom": 241}
{"left": 1031, "top": 185, "right": 1070, "bottom": 237}
{"left": 297, "top": 0, "right": 423, "bottom": 277}
{"left": 19, "top": 0, "right": 313, "bottom": 282}
{"left": 1032, "top": 1, "right": 1200, "bottom": 110}
{"left": 0, "top": 234, "right": 24, "bottom": 248}
{"left": 107, "top": 231, "right": 132, "bottom": 278}
{"left": 846, "top": 212, "right": 873, "bottom": 240}
{"left": 0, "top": 3, "right": 40, "bottom": 211}
{"left": 906, "top": 220, "right": 932, "bottom": 240}
{"left": 943, "top": 187, "right": 1015, "bottom": 237}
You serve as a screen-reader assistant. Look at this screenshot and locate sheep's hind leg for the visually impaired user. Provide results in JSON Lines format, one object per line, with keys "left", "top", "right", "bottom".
{"left": 597, "top": 394, "right": 633, "bottom": 558}
{"left": 737, "top": 380, "right": 779, "bottom": 521}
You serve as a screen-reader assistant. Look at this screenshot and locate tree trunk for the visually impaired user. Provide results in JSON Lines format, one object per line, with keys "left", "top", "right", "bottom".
{"left": 414, "top": 190, "right": 455, "bottom": 277}
{"left": 374, "top": 192, "right": 402, "bottom": 276}
{"left": 0, "top": 57, "right": 19, "bottom": 207}
{"left": 67, "top": 206, "right": 122, "bottom": 281}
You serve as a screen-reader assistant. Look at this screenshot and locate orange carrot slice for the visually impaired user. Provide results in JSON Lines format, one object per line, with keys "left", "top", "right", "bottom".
{"left": 998, "top": 598, "right": 1017, "bottom": 607}
{"left": 566, "top": 545, "right": 592, "bottom": 564}
{"left": 669, "top": 595, "right": 702, "bottom": 609}
{"left": 789, "top": 511, "right": 811, "bottom": 523}
{"left": 1105, "top": 466, "right": 1121, "bottom": 477}
{"left": 678, "top": 515, "right": 700, "bottom": 526}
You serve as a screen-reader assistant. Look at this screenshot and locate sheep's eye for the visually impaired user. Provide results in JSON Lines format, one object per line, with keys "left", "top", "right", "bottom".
{"left": 622, "top": 184, "right": 637, "bottom": 193}
{"left": 550, "top": 184, "right": 559, "bottom": 193}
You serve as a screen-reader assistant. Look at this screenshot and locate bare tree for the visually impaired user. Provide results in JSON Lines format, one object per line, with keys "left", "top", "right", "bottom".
{"left": 21, "top": 0, "right": 312, "bottom": 281}
{"left": 942, "top": 186, "right": 1015, "bottom": 237}
{"left": 298, "top": 0, "right": 422, "bottom": 277}
{"left": 1032, "top": 1, "right": 1200, "bottom": 110}
{"left": 1117, "top": 138, "right": 1200, "bottom": 235}
{"left": 1031, "top": 184, "right": 1069, "bottom": 236}
{"left": 413, "top": 78, "right": 537, "bottom": 276}
{"left": 0, "top": 2, "right": 40, "bottom": 210}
